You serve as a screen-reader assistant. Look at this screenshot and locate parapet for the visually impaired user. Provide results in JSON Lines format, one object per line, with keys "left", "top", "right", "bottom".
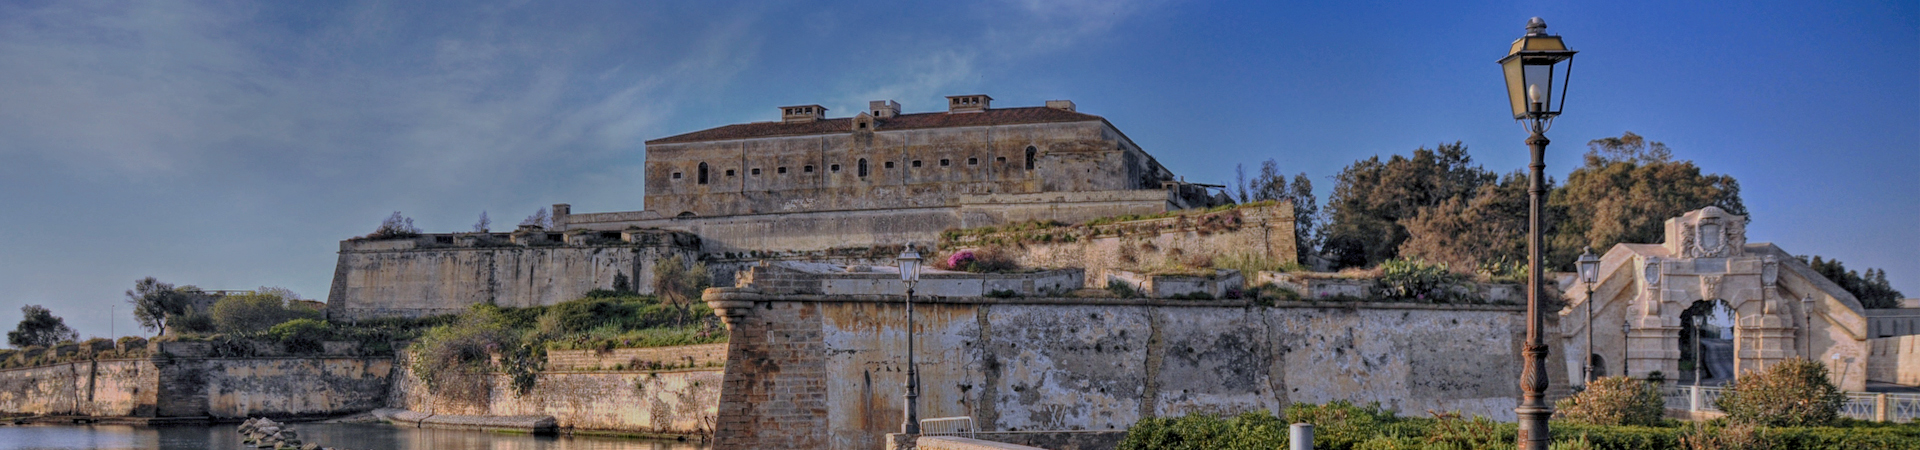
{"left": 339, "top": 227, "right": 700, "bottom": 252}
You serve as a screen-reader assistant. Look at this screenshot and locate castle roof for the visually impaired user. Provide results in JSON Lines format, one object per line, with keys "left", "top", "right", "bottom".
{"left": 645, "top": 106, "right": 1105, "bottom": 145}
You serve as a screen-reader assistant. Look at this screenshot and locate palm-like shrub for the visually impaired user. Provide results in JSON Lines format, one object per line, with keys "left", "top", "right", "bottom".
{"left": 1714, "top": 358, "right": 1846, "bottom": 427}
{"left": 1555, "top": 376, "right": 1665, "bottom": 426}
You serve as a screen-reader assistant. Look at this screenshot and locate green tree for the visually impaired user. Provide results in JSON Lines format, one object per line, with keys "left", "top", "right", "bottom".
{"left": 1322, "top": 142, "right": 1497, "bottom": 269}
{"left": 1397, "top": 171, "right": 1531, "bottom": 272}
{"left": 210, "top": 291, "right": 319, "bottom": 333}
{"left": 1800, "top": 255, "right": 1905, "bottom": 308}
{"left": 1548, "top": 132, "right": 1744, "bottom": 269}
{"left": 1714, "top": 358, "right": 1845, "bottom": 427}
{"left": 8, "top": 305, "right": 78, "bottom": 348}
{"left": 125, "top": 277, "right": 193, "bottom": 335}
{"left": 652, "top": 254, "right": 711, "bottom": 325}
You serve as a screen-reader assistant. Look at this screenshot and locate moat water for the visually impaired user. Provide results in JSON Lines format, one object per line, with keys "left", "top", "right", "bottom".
{"left": 0, "top": 423, "right": 708, "bottom": 450}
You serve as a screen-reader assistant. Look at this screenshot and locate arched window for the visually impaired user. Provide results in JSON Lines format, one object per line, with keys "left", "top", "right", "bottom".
{"left": 1025, "top": 146, "right": 1037, "bottom": 170}
{"left": 697, "top": 163, "right": 709, "bottom": 185}
{"left": 858, "top": 158, "right": 869, "bottom": 178}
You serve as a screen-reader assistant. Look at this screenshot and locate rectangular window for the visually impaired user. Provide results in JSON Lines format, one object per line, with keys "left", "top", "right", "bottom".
{"left": 726, "top": 169, "right": 736, "bottom": 177}
{"left": 885, "top": 161, "right": 896, "bottom": 169}
{"left": 939, "top": 159, "right": 950, "bottom": 167}
{"left": 996, "top": 157, "right": 1007, "bottom": 164}
{"left": 968, "top": 157, "right": 978, "bottom": 165}
{"left": 804, "top": 165, "right": 814, "bottom": 173}
{"left": 672, "top": 172, "right": 682, "bottom": 179}
{"left": 830, "top": 164, "right": 841, "bottom": 172}
{"left": 751, "top": 168, "right": 761, "bottom": 175}
{"left": 777, "top": 167, "right": 787, "bottom": 174}
{"left": 912, "top": 160, "right": 923, "bottom": 168}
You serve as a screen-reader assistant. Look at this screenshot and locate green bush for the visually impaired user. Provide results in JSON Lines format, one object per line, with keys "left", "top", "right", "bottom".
{"left": 1284, "top": 401, "right": 1402, "bottom": 450}
{"left": 1556, "top": 376, "right": 1665, "bottom": 426}
{"left": 1714, "top": 358, "right": 1846, "bottom": 427}
{"left": 1377, "top": 258, "right": 1468, "bottom": 302}
{"left": 210, "top": 293, "right": 320, "bottom": 333}
{"left": 266, "top": 318, "right": 329, "bottom": 353}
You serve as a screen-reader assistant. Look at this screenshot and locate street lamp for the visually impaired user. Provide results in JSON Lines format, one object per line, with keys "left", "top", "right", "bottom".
{"left": 898, "top": 245, "right": 924, "bottom": 435}
{"left": 1693, "top": 314, "right": 1705, "bottom": 386}
{"left": 1499, "top": 16, "right": 1576, "bottom": 450}
{"left": 1802, "top": 293, "right": 1815, "bottom": 359}
{"left": 1621, "top": 320, "right": 1631, "bottom": 379}
{"left": 1578, "top": 247, "right": 1600, "bottom": 384}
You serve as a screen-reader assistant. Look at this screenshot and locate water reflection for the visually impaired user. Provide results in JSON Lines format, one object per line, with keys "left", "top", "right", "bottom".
{"left": 0, "top": 423, "right": 708, "bottom": 450}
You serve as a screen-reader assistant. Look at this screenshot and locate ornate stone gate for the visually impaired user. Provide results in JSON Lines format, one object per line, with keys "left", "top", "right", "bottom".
{"left": 1559, "top": 207, "right": 1870, "bottom": 390}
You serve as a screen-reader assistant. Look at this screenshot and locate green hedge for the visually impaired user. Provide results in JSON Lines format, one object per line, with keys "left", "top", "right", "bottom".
{"left": 1118, "top": 403, "right": 1920, "bottom": 450}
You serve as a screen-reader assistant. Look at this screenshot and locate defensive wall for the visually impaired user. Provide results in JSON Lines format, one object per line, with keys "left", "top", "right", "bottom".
{"left": 325, "top": 228, "right": 701, "bottom": 320}
{"left": 1869, "top": 335, "right": 1920, "bottom": 386}
{"left": 387, "top": 346, "right": 724, "bottom": 436}
{"left": 944, "top": 202, "right": 1297, "bottom": 289}
{"left": 702, "top": 270, "right": 1566, "bottom": 450}
{"left": 0, "top": 341, "right": 390, "bottom": 420}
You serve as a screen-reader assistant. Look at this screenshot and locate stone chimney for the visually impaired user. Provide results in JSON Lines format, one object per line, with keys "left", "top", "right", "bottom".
{"left": 1045, "top": 100, "right": 1076, "bottom": 112}
{"left": 780, "top": 105, "right": 827, "bottom": 123}
{"left": 869, "top": 100, "right": 901, "bottom": 118}
{"left": 945, "top": 95, "right": 991, "bottom": 113}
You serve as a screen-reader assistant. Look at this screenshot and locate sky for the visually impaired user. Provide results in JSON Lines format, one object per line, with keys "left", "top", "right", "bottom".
{"left": 0, "top": 1, "right": 1913, "bottom": 341}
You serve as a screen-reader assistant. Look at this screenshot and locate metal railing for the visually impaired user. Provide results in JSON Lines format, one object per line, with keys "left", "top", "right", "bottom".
{"left": 1664, "top": 384, "right": 1920, "bottom": 422}
{"left": 920, "top": 416, "right": 976, "bottom": 438}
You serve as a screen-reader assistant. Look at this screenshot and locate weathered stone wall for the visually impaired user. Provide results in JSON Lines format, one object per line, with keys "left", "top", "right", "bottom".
{"left": 326, "top": 232, "right": 701, "bottom": 320}
{"left": 1868, "top": 335, "right": 1920, "bottom": 386}
{"left": 544, "top": 343, "right": 728, "bottom": 371}
{"left": 949, "top": 203, "right": 1296, "bottom": 289}
{"left": 0, "top": 359, "right": 154, "bottom": 416}
{"left": 706, "top": 292, "right": 1554, "bottom": 450}
{"left": 0, "top": 351, "right": 391, "bottom": 419}
{"left": 391, "top": 353, "right": 723, "bottom": 436}
{"left": 159, "top": 356, "right": 393, "bottom": 419}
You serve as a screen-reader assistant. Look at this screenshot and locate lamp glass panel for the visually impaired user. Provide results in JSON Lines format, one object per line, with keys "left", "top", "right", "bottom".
{"left": 1523, "top": 63, "right": 1554, "bottom": 111}
{"left": 1503, "top": 58, "right": 1528, "bottom": 118}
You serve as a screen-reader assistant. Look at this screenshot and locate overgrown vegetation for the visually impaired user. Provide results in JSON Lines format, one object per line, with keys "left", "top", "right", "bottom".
{"left": 1715, "top": 358, "right": 1847, "bottom": 427}
{"left": 407, "top": 293, "right": 726, "bottom": 402}
{"left": 1555, "top": 376, "right": 1665, "bottom": 427}
{"left": 1118, "top": 401, "right": 1920, "bottom": 450}
{"left": 364, "top": 211, "right": 422, "bottom": 240}
{"left": 1375, "top": 258, "right": 1468, "bottom": 303}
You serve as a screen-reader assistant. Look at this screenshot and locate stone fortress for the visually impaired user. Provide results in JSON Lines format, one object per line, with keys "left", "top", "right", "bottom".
{"left": 327, "top": 95, "right": 1232, "bottom": 319}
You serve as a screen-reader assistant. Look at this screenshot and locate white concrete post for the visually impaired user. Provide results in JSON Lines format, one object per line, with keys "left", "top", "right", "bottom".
{"left": 1290, "top": 423, "right": 1313, "bottom": 450}
{"left": 1689, "top": 385, "right": 1702, "bottom": 412}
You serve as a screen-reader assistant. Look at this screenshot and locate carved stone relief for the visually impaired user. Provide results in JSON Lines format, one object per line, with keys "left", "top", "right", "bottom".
{"left": 1701, "top": 275, "right": 1724, "bottom": 300}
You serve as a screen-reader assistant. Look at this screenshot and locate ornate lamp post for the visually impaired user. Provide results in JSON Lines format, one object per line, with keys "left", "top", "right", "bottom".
{"left": 898, "top": 246, "right": 924, "bottom": 435}
{"left": 1802, "top": 293, "right": 1815, "bottom": 359}
{"left": 1621, "top": 320, "right": 1631, "bottom": 378}
{"left": 1578, "top": 247, "right": 1600, "bottom": 383}
{"left": 1499, "top": 17, "right": 1576, "bottom": 450}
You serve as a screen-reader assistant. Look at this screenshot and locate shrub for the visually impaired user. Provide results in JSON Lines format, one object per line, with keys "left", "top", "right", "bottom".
{"left": 1555, "top": 376, "right": 1665, "bottom": 426}
{"left": 211, "top": 293, "right": 320, "bottom": 333}
{"left": 266, "top": 318, "right": 330, "bottom": 353}
{"left": 365, "top": 211, "right": 421, "bottom": 239}
{"left": 1376, "top": 258, "right": 1465, "bottom": 302}
{"left": 1284, "top": 401, "right": 1400, "bottom": 450}
{"left": 1714, "top": 357, "right": 1846, "bottom": 427}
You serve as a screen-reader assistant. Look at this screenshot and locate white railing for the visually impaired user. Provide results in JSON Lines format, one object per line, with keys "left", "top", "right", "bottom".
{"left": 921, "top": 416, "right": 976, "bottom": 438}
{"left": 1664, "top": 384, "right": 1920, "bottom": 422}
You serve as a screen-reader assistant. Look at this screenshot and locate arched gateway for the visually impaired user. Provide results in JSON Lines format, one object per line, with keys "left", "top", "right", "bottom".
{"left": 1559, "top": 207, "right": 1871, "bottom": 390}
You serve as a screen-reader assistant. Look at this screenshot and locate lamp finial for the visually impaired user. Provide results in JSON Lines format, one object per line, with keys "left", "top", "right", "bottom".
{"left": 1527, "top": 17, "right": 1547, "bottom": 35}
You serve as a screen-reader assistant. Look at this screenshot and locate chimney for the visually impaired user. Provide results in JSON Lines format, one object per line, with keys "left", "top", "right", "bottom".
{"left": 780, "top": 105, "right": 828, "bottom": 123}
{"left": 945, "top": 95, "right": 992, "bottom": 113}
{"left": 1045, "top": 100, "right": 1076, "bottom": 112}
{"left": 869, "top": 100, "right": 901, "bottom": 118}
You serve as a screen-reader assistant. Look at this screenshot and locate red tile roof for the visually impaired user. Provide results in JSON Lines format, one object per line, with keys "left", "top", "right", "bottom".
{"left": 645, "top": 106, "right": 1105, "bottom": 145}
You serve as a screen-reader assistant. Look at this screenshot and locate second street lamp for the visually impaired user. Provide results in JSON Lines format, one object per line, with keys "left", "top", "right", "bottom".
{"left": 1579, "top": 247, "right": 1600, "bottom": 384}
{"left": 898, "top": 246, "right": 924, "bottom": 435}
{"left": 1499, "top": 16, "right": 1577, "bottom": 450}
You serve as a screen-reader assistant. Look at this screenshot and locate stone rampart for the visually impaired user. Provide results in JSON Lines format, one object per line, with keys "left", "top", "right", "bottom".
{"left": 325, "top": 230, "right": 701, "bottom": 320}
{"left": 947, "top": 202, "right": 1295, "bottom": 289}
{"left": 704, "top": 289, "right": 1562, "bottom": 450}
{"left": 0, "top": 350, "right": 391, "bottom": 419}
{"left": 390, "top": 346, "right": 724, "bottom": 436}
{"left": 544, "top": 343, "right": 728, "bottom": 371}
{"left": 1868, "top": 335, "right": 1920, "bottom": 385}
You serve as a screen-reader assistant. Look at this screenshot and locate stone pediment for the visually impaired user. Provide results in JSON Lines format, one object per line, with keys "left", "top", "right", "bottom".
{"left": 1664, "top": 206, "right": 1747, "bottom": 258}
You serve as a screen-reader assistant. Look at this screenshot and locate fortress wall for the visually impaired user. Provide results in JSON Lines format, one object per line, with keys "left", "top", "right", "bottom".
{"left": 327, "top": 239, "right": 700, "bottom": 320}
{"left": 708, "top": 293, "right": 1542, "bottom": 450}
{"left": 949, "top": 203, "right": 1296, "bottom": 289}
{"left": 0, "top": 359, "right": 153, "bottom": 416}
{"left": 1868, "top": 335, "right": 1920, "bottom": 385}
{"left": 169, "top": 357, "right": 393, "bottom": 419}
{"left": 391, "top": 350, "right": 723, "bottom": 436}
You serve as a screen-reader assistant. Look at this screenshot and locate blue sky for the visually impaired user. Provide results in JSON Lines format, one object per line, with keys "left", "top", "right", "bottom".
{"left": 0, "top": 1, "right": 1913, "bottom": 340}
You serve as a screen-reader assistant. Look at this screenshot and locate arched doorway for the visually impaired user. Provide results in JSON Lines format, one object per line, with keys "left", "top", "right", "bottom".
{"left": 1590, "top": 354, "right": 1607, "bottom": 379}
{"left": 1678, "top": 299, "right": 1733, "bottom": 385}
